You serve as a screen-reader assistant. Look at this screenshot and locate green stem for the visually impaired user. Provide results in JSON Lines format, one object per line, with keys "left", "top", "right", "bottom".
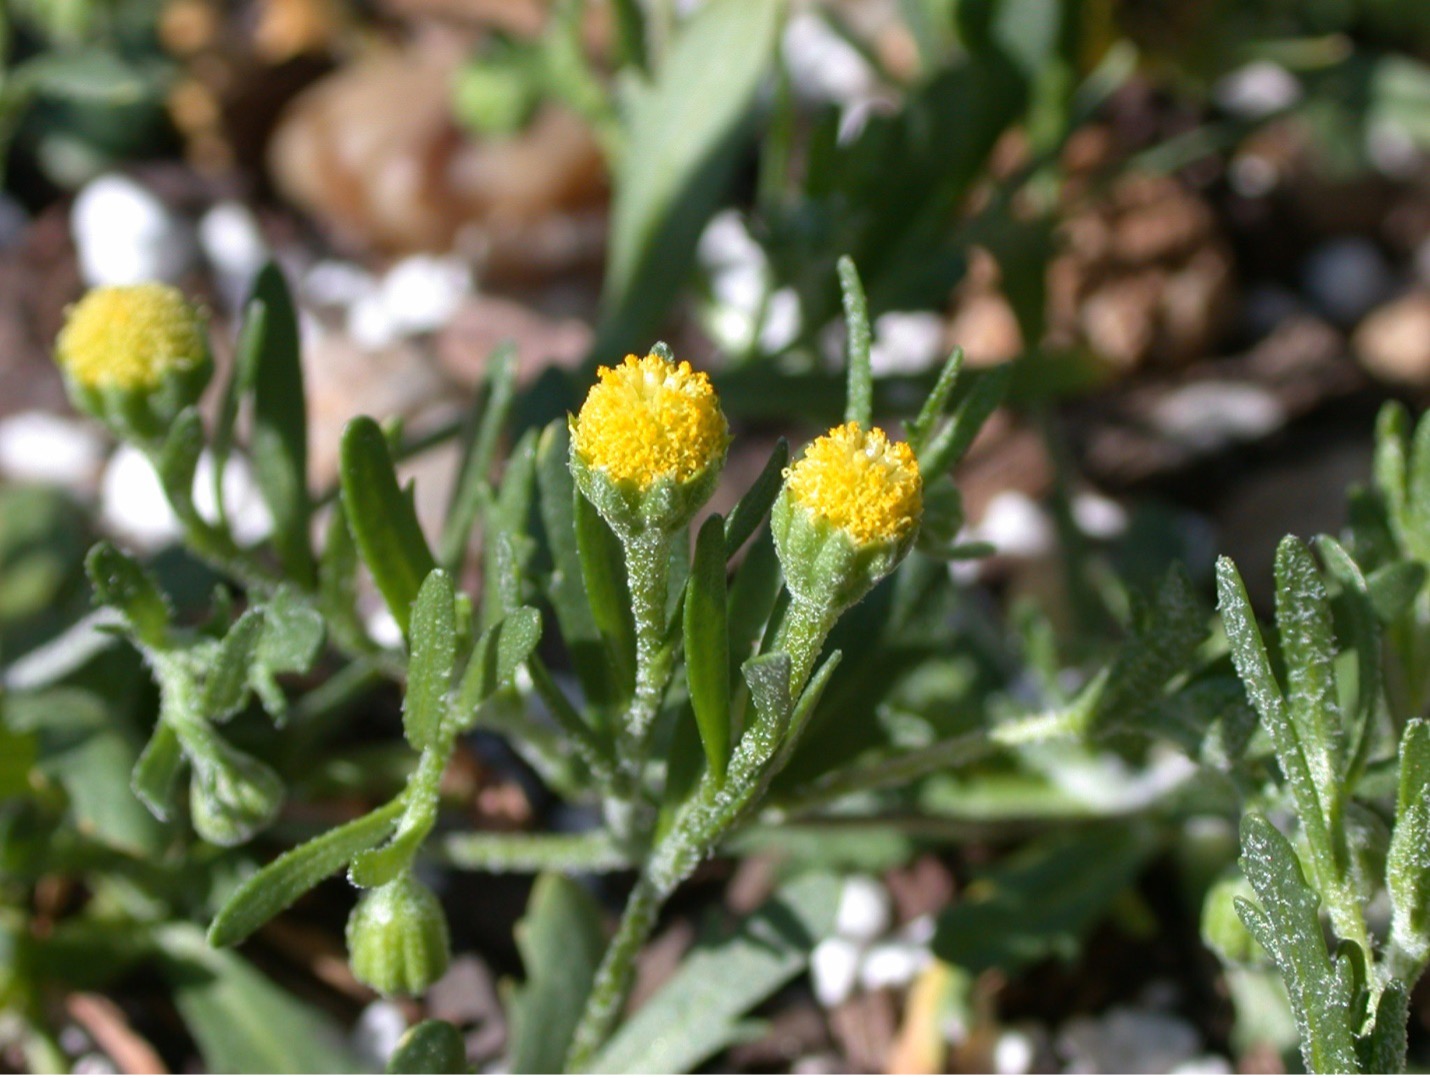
{"left": 564, "top": 872, "right": 668, "bottom": 1072}
{"left": 621, "top": 531, "right": 675, "bottom": 756}
{"left": 771, "top": 593, "right": 836, "bottom": 696}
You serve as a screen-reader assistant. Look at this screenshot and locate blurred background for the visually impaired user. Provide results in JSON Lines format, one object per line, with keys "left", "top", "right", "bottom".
{"left": 4, "top": 0, "right": 1430, "bottom": 1071}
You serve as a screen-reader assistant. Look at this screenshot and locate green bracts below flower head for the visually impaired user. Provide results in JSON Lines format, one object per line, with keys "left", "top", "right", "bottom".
{"left": 346, "top": 871, "right": 451, "bottom": 998}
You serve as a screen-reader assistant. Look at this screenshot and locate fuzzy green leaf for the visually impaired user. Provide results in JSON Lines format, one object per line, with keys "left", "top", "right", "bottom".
{"left": 452, "top": 606, "right": 543, "bottom": 727}
{"left": 441, "top": 341, "right": 519, "bottom": 571}
{"left": 907, "top": 347, "right": 964, "bottom": 453}
{"left": 1274, "top": 537, "right": 1344, "bottom": 810}
{"left": 536, "top": 421, "right": 618, "bottom": 707}
{"left": 317, "top": 503, "right": 370, "bottom": 655}
{"left": 507, "top": 873, "right": 608, "bottom": 1074}
{"left": 1236, "top": 813, "right": 1358, "bottom": 1075}
{"left": 917, "top": 363, "right": 1011, "bottom": 479}
{"left": 130, "top": 722, "right": 184, "bottom": 820}
{"left": 85, "top": 542, "right": 170, "bottom": 649}
{"left": 1388, "top": 718, "right": 1430, "bottom": 964}
{"left": 685, "top": 513, "right": 731, "bottom": 782}
{"left": 339, "top": 416, "right": 437, "bottom": 637}
{"left": 208, "top": 800, "right": 404, "bottom": 947}
{"left": 404, "top": 570, "right": 458, "bottom": 751}
{"left": 1375, "top": 402, "right": 1412, "bottom": 550}
{"left": 201, "top": 608, "right": 265, "bottom": 721}
{"left": 1216, "top": 557, "right": 1332, "bottom": 880}
{"left": 838, "top": 256, "right": 872, "bottom": 428}
{"left": 1360, "top": 978, "right": 1408, "bottom": 1074}
{"left": 156, "top": 407, "right": 205, "bottom": 511}
{"left": 575, "top": 489, "right": 636, "bottom": 694}
{"left": 590, "top": 873, "right": 839, "bottom": 1074}
{"left": 245, "top": 263, "right": 314, "bottom": 586}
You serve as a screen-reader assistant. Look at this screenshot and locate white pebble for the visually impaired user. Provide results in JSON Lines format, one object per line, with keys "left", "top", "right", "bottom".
{"left": 351, "top": 1001, "right": 408, "bottom": 1067}
{"left": 304, "top": 260, "right": 379, "bottom": 308}
{"left": 759, "top": 287, "right": 802, "bottom": 353}
{"left": 993, "top": 1029, "right": 1037, "bottom": 1075}
{"left": 1071, "top": 491, "right": 1128, "bottom": 540}
{"left": 782, "top": 11, "right": 877, "bottom": 106}
{"left": 0, "top": 410, "right": 106, "bottom": 489}
{"left": 1302, "top": 238, "right": 1394, "bottom": 325}
{"left": 835, "top": 874, "right": 892, "bottom": 943}
{"left": 870, "top": 312, "right": 946, "bottom": 376}
{"left": 858, "top": 940, "right": 931, "bottom": 991}
{"left": 199, "top": 202, "right": 270, "bottom": 310}
{"left": 900, "top": 913, "right": 936, "bottom": 946}
{"left": 71, "top": 1054, "right": 116, "bottom": 1075}
{"left": 192, "top": 452, "right": 274, "bottom": 547}
{"left": 1213, "top": 61, "right": 1301, "bottom": 119}
{"left": 810, "top": 936, "right": 861, "bottom": 1007}
{"left": 71, "top": 174, "right": 194, "bottom": 286}
{"left": 365, "top": 606, "right": 405, "bottom": 651}
{"left": 975, "top": 491, "right": 1055, "bottom": 559}
{"left": 1057, "top": 1006, "right": 1203, "bottom": 1073}
{"left": 1150, "top": 381, "right": 1285, "bottom": 452}
{"left": 101, "top": 444, "right": 182, "bottom": 548}
{"left": 379, "top": 255, "right": 473, "bottom": 337}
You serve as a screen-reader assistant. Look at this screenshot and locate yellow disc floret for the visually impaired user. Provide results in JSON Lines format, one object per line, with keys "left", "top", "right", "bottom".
{"left": 572, "top": 352, "right": 728, "bottom": 488}
{"left": 785, "top": 422, "right": 922, "bottom": 546}
{"left": 56, "top": 284, "right": 206, "bottom": 390}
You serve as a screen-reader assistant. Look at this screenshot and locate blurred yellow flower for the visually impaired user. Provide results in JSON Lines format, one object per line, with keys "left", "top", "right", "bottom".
{"left": 571, "top": 352, "right": 728, "bottom": 489}
{"left": 56, "top": 284, "right": 206, "bottom": 391}
{"left": 784, "top": 421, "right": 922, "bottom": 546}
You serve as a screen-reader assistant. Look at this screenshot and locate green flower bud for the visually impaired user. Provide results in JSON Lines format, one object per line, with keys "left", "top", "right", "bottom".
{"left": 1200, "top": 872, "right": 1266, "bottom": 967}
{"left": 347, "top": 872, "right": 451, "bottom": 998}
{"left": 54, "top": 284, "right": 211, "bottom": 444}
{"left": 569, "top": 349, "right": 728, "bottom": 538}
{"left": 188, "top": 737, "right": 284, "bottom": 847}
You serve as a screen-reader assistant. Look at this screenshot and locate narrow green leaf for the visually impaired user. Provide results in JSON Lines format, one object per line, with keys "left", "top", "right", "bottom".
{"left": 1365, "top": 559, "right": 1426, "bottom": 623}
{"left": 1216, "top": 557, "right": 1331, "bottom": 879}
{"left": 723, "top": 440, "right": 788, "bottom": 557}
{"left": 837, "top": 256, "right": 872, "bottom": 427}
{"left": 85, "top": 542, "right": 170, "bottom": 649}
{"left": 1361, "top": 978, "right": 1408, "bottom": 1074}
{"left": 1315, "top": 536, "right": 1381, "bottom": 782}
{"left": 1408, "top": 409, "right": 1430, "bottom": 550}
{"left": 253, "top": 585, "right": 325, "bottom": 686}
{"left": 507, "top": 874, "right": 608, "bottom": 1074}
{"left": 743, "top": 651, "right": 791, "bottom": 731}
{"left": 387, "top": 1020, "right": 468, "bottom": 1074}
{"left": 575, "top": 489, "right": 636, "bottom": 694}
{"left": 201, "top": 608, "right": 265, "bottom": 721}
{"left": 594, "top": 0, "right": 784, "bottom": 353}
{"left": 1376, "top": 402, "right": 1411, "bottom": 547}
{"left": 339, "top": 416, "right": 438, "bottom": 636}
{"left": 246, "top": 263, "right": 314, "bottom": 585}
{"left": 207, "top": 800, "right": 403, "bottom": 947}
{"left": 163, "top": 928, "right": 365, "bottom": 1072}
{"left": 156, "top": 407, "right": 205, "bottom": 512}
{"left": 404, "top": 570, "right": 458, "bottom": 751}
{"left": 726, "top": 531, "right": 783, "bottom": 677}
{"left": 452, "top": 606, "right": 543, "bottom": 726}
{"left": 934, "top": 824, "right": 1153, "bottom": 975}
{"left": 590, "top": 873, "right": 839, "bottom": 1074}
{"left": 685, "top": 513, "right": 731, "bottom": 782}
{"left": 917, "top": 363, "right": 1011, "bottom": 478}
{"left": 211, "top": 295, "right": 265, "bottom": 527}
{"left": 317, "top": 502, "right": 370, "bottom": 655}
{"left": 1236, "top": 813, "right": 1358, "bottom": 1075}
{"left": 907, "top": 347, "right": 964, "bottom": 453}
{"left": 1274, "top": 537, "right": 1344, "bottom": 816}
{"left": 131, "top": 723, "right": 184, "bottom": 819}
{"left": 536, "top": 421, "right": 616, "bottom": 707}
{"left": 441, "top": 341, "right": 519, "bottom": 571}
{"left": 480, "top": 428, "right": 539, "bottom": 629}
{"left": 1388, "top": 718, "right": 1430, "bottom": 959}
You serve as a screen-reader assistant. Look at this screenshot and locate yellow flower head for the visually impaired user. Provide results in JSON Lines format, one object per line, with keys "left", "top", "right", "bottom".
{"left": 784, "top": 422, "right": 922, "bottom": 546}
{"left": 56, "top": 284, "right": 206, "bottom": 391}
{"left": 571, "top": 352, "right": 728, "bottom": 488}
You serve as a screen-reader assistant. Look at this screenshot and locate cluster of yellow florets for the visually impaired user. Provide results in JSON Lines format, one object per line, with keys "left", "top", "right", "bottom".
{"left": 784, "top": 421, "right": 923, "bottom": 546}
{"left": 55, "top": 284, "right": 205, "bottom": 390}
{"left": 571, "top": 352, "right": 728, "bottom": 487}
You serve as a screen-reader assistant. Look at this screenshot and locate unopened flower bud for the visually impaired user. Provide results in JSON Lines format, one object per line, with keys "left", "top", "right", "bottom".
{"left": 188, "top": 738, "right": 284, "bottom": 847}
{"left": 346, "top": 872, "right": 451, "bottom": 998}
